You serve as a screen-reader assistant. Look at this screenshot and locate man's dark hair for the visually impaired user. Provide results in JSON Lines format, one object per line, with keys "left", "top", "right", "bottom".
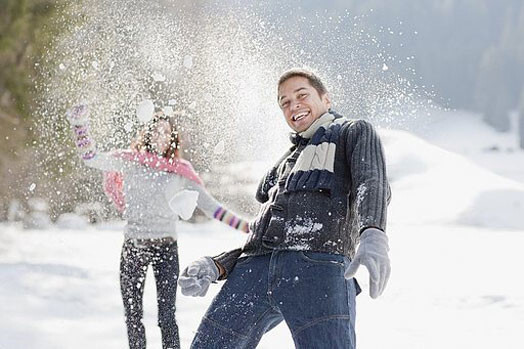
{"left": 278, "top": 68, "right": 328, "bottom": 97}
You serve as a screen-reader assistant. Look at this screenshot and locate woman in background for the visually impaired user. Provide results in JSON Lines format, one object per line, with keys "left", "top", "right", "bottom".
{"left": 66, "top": 104, "right": 249, "bottom": 349}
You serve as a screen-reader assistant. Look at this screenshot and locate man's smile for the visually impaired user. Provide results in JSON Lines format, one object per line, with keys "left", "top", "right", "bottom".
{"left": 292, "top": 110, "right": 310, "bottom": 122}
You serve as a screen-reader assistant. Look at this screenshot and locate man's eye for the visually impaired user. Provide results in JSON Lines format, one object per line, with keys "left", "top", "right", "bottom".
{"left": 281, "top": 101, "right": 290, "bottom": 108}
{"left": 298, "top": 93, "right": 307, "bottom": 99}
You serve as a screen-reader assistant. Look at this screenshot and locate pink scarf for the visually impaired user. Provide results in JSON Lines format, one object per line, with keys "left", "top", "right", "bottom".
{"left": 103, "top": 150, "right": 203, "bottom": 213}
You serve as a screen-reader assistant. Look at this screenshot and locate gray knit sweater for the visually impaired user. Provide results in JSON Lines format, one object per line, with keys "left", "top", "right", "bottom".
{"left": 84, "top": 153, "right": 248, "bottom": 239}
{"left": 215, "top": 114, "right": 390, "bottom": 278}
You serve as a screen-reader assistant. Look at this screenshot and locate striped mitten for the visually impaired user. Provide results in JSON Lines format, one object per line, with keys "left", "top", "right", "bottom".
{"left": 66, "top": 104, "right": 97, "bottom": 160}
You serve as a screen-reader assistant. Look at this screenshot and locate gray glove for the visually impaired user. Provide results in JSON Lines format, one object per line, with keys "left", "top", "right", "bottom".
{"left": 344, "top": 228, "right": 391, "bottom": 299}
{"left": 178, "top": 257, "right": 219, "bottom": 297}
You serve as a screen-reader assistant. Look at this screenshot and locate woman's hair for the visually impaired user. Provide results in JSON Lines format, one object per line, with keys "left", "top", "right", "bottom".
{"left": 131, "top": 111, "right": 181, "bottom": 159}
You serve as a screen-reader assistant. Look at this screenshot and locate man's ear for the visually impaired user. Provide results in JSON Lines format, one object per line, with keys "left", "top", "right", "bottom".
{"left": 322, "top": 93, "right": 332, "bottom": 109}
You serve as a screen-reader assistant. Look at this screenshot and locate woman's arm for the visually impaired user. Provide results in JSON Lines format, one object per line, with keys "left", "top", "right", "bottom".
{"left": 180, "top": 179, "right": 250, "bottom": 233}
{"left": 66, "top": 104, "right": 127, "bottom": 172}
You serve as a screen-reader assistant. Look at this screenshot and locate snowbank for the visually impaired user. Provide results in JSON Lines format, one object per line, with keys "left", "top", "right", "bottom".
{"left": 382, "top": 129, "right": 524, "bottom": 229}
{"left": 411, "top": 110, "right": 524, "bottom": 184}
{"left": 55, "top": 213, "right": 90, "bottom": 229}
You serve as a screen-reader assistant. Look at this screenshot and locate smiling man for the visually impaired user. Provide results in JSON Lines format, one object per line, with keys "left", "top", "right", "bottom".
{"left": 180, "top": 68, "right": 391, "bottom": 349}
{"left": 278, "top": 72, "right": 332, "bottom": 132}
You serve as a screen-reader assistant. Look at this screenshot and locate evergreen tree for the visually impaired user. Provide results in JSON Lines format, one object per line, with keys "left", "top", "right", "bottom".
{"left": 0, "top": 0, "right": 68, "bottom": 218}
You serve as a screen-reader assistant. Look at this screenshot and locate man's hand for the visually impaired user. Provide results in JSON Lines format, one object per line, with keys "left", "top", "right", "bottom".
{"left": 344, "top": 228, "right": 390, "bottom": 299}
{"left": 178, "top": 257, "right": 220, "bottom": 297}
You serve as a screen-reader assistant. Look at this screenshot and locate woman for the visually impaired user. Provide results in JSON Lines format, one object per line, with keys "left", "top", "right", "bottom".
{"left": 66, "top": 104, "right": 249, "bottom": 349}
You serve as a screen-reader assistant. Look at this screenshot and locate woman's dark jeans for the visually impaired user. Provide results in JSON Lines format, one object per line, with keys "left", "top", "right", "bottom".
{"left": 120, "top": 238, "right": 180, "bottom": 349}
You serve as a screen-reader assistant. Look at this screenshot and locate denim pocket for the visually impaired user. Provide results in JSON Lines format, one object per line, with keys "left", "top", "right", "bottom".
{"left": 299, "top": 251, "right": 346, "bottom": 267}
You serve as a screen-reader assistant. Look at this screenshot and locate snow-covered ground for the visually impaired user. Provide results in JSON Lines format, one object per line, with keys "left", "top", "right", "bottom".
{"left": 1, "top": 112, "right": 524, "bottom": 348}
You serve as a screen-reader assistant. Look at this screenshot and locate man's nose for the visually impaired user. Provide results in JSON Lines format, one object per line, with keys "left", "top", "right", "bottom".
{"left": 291, "top": 100, "right": 301, "bottom": 110}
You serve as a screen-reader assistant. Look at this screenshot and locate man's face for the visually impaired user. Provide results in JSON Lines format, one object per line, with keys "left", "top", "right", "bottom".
{"left": 278, "top": 76, "right": 331, "bottom": 133}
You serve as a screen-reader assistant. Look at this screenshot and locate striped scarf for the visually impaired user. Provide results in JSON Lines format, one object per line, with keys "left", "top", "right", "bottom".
{"left": 285, "top": 111, "right": 347, "bottom": 195}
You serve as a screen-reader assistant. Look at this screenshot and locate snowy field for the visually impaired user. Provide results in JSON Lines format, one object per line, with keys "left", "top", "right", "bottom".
{"left": 2, "top": 113, "right": 524, "bottom": 348}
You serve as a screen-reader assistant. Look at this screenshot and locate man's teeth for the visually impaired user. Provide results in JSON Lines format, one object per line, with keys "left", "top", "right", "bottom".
{"left": 293, "top": 112, "right": 308, "bottom": 121}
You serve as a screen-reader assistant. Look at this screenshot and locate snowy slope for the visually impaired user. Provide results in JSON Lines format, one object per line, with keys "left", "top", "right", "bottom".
{"left": 410, "top": 110, "right": 524, "bottom": 184}
{"left": 384, "top": 128, "right": 524, "bottom": 229}
{"left": 1, "top": 119, "right": 524, "bottom": 348}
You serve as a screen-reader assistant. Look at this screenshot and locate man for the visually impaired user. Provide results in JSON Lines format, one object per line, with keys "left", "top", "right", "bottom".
{"left": 180, "top": 68, "right": 391, "bottom": 348}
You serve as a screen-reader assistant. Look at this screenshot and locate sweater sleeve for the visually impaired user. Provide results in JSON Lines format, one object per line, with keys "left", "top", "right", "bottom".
{"left": 67, "top": 105, "right": 127, "bottom": 172}
{"left": 212, "top": 248, "right": 243, "bottom": 280}
{"left": 345, "top": 120, "right": 390, "bottom": 234}
{"left": 71, "top": 122, "right": 127, "bottom": 171}
{"left": 182, "top": 179, "right": 250, "bottom": 233}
